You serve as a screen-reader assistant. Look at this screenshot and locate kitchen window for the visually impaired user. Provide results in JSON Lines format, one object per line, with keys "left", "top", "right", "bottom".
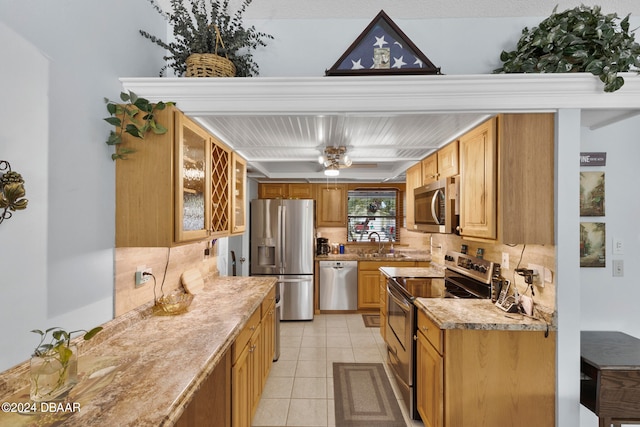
{"left": 347, "top": 190, "right": 398, "bottom": 242}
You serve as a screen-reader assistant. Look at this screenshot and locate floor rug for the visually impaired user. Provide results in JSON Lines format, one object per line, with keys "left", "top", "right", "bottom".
{"left": 361, "top": 313, "right": 380, "bottom": 328}
{"left": 333, "top": 362, "right": 405, "bottom": 426}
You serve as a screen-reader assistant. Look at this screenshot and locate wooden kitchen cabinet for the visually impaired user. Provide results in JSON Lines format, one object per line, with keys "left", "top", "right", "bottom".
{"left": 416, "top": 309, "right": 556, "bottom": 427}
{"left": 116, "top": 107, "right": 211, "bottom": 247}
{"left": 317, "top": 184, "right": 347, "bottom": 227}
{"left": 358, "top": 261, "right": 417, "bottom": 310}
{"left": 421, "top": 141, "right": 459, "bottom": 185}
{"left": 231, "top": 287, "right": 275, "bottom": 427}
{"left": 232, "top": 308, "right": 261, "bottom": 427}
{"left": 405, "top": 162, "right": 422, "bottom": 231}
{"left": 115, "top": 106, "right": 244, "bottom": 246}
{"left": 176, "top": 349, "right": 231, "bottom": 427}
{"left": 406, "top": 141, "right": 459, "bottom": 231}
{"left": 210, "top": 136, "right": 232, "bottom": 237}
{"left": 459, "top": 117, "right": 497, "bottom": 240}
{"left": 258, "top": 183, "right": 313, "bottom": 199}
{"left": 459, "top": 114, "right": 554, "bottom": 244}
{"left": 230, "top": 153, "right": 247, "bottom": 235}
{"left": 260, "top": 287, "right": 276, "bottom": 389}
{"left": 416, "top": 324, "right": 443, "bottom": 427}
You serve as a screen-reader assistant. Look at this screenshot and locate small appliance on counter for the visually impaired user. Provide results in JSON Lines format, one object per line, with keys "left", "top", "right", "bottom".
{"left": 316, "top": 237, "right": 330, "bottom": 256}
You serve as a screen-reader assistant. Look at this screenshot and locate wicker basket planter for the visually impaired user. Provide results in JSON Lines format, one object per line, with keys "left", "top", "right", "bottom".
{"left": 186, "top": 53, "right": 236, "bottom": 77}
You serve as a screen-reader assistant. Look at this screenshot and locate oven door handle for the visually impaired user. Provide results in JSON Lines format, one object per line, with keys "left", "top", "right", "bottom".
{"left": 387, "top": 284, "right": 412, "bottom": 311}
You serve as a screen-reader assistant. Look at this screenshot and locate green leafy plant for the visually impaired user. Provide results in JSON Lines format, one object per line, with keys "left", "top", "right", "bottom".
{"left": 494, "top": 5, "right": 640, "bottom": 92}
{"left": 31, "top": 326, "right": 103, "bottom": 359}
{"left": 104, "top": 91, "right": 174, "bottom": 160}
{"left": 30, "top": 326, "right": 103, "bottom": 401}
{"left": 139, "top": 0, "right": 273, "bottom": 77}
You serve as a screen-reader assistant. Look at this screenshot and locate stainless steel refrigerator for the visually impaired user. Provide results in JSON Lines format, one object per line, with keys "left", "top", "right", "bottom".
{"left": 250, "top": 199, "right": 315, "bottom": 320}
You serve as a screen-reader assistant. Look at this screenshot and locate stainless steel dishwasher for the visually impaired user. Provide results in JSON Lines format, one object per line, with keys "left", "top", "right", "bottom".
{"left": 319, "top": 260, "right": 358, "bottom": 310}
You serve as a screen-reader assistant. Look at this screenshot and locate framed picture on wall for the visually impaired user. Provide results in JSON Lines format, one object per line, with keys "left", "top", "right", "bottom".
{"left": 580, "top": 171, "right": 605, "bottom": 216}
{"left": 580, "top": 222, "right": 606, "bottom": 267}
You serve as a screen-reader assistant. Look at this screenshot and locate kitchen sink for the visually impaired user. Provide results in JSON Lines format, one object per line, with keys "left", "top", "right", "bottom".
{"left": 359, "top": 253, "right": 407, "bottom": 259}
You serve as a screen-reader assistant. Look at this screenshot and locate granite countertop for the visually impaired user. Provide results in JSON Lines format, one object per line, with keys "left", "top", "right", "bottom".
{"left": 379, "top": 265, "right": 444, "bottom": 279}
{"left": 415, "top": 298, "right": 555, "bottom": 332}
{"left": 315, "top": 253, "right": 431, "bottom": 262}
{"left": 0, "top": 276, "right": 276, "bottom": 427}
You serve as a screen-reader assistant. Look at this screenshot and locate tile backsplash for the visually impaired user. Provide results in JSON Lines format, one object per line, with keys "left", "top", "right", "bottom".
{"left": 115, "top": 241, "right": 219, "bottom": 316}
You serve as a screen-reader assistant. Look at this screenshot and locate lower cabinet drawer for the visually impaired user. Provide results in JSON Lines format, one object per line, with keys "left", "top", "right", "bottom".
{"left": 232, "top": 308, "right": 261, "bottom": 363}
{"left": 417, "top": 309, "right": 443, "bottom": 355}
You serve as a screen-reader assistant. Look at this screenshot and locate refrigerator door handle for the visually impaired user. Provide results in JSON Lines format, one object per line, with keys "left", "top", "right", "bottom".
{"left": 280, "top": 205, "right": 286, "bottom": 271}
{"left": 277, "top": 204, "right": 283, "bottom": 271}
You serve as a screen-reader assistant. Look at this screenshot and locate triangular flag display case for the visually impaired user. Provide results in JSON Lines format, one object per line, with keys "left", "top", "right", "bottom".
{"left": 326, "top": 10, "right": 441, "bottom": 76}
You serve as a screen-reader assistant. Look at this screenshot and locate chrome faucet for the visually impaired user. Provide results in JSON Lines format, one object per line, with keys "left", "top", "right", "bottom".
{"left": 368, "top": 231, "right": 383, "bottom": 254}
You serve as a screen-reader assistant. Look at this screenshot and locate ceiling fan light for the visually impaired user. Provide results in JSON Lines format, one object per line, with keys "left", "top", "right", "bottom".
{"left": 324, "top": 165, "right": 339, "bottom": 176}
{"left": 318, "top": 155, "right": 326, "bottom": 164}
{"left": 343, "top": 154, "right": 352, "bottom": 167}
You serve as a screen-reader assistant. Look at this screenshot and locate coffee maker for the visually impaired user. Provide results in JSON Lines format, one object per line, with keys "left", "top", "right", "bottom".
{"left": 316, "top": 237, "right": 330, "bottom": 256}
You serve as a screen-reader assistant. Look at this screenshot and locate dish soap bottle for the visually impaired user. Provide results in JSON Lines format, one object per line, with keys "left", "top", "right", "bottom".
{"left": 389, "top": 244, "right": 394, "bottom": 254}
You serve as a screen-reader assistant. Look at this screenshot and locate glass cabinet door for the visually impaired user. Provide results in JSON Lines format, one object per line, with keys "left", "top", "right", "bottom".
{"left": 175, "top": 113, "right": 211, "bottom": 242}
{"left": 231, "top": 153, "right": 247, "bottom": 234}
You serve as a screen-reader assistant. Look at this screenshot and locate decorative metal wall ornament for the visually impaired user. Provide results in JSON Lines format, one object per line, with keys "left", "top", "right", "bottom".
{"left": 0, "top": 160, "right": 29, "bottom": 224}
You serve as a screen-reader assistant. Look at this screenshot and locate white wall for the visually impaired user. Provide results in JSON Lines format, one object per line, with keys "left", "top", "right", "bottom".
{"left": 1, "top": 2, "right": 639, "bottom": 425}
{"left": 0, "top": 0, "right": 165, "bottom": 370}
{"left": 579, "top": 115, "right": 640, "bottom": 426}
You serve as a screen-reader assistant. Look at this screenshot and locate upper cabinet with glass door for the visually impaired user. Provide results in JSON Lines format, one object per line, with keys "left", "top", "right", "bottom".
{"left": 175, "top": 113, "right": 211, "bottom": 242}
{"left": 231, "top": 153, "right": 247, "bottom": 234}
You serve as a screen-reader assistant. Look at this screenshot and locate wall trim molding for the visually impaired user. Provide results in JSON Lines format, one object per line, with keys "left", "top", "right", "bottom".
{"left": 122, "top": 73, "right": 640, "bottom": 126}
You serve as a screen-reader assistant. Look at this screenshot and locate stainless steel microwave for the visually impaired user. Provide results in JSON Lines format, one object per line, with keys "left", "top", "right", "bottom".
{"left": 413, "top": 177, "right": 457, "bottom": 233}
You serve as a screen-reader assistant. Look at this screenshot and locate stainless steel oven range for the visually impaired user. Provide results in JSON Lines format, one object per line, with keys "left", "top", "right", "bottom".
{"left": 384, "top": 275, "right": 431, "bottom": 420}
{"left": 443, "top": 250, "right": 501, "bottom": 300}
{"left": 384, "top": 251, "right": 501, "bottom": 420}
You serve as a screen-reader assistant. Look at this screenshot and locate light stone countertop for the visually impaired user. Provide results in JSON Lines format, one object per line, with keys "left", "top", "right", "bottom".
{"left": 379, "top": 266, "right": 444, "bottom": 279}
{"left": 0, "top": 276, "right": 276, "bottom": 427}
{"left": 415, "top": 298, "right": 555, "bottom": 332}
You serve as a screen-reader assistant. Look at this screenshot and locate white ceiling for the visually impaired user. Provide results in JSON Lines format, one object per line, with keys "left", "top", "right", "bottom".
{"left": 197, "top": 112, "right": 489, "bottom": 182}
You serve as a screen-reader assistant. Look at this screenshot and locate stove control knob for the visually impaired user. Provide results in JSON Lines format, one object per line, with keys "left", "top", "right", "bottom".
{"left": 478, "top": 265, "right": 488, "bottom": 273}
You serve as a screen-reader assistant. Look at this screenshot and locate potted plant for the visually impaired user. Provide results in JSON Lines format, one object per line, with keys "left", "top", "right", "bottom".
{"left": 104, "top": 91, "right": 174, "bottom": 160}
{"left": 140, "top": 0, "right": 273, "bottom": 77}
{"left": 30, "top": 326, "right": 102, "bottom": 401}
{"left": 494, "top": 5, "right": 640, "bottom": 92}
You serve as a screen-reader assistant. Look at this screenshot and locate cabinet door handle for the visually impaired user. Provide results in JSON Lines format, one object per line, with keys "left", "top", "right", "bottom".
{"left": 422, "top": 325, "right": 429, "bottom": 332}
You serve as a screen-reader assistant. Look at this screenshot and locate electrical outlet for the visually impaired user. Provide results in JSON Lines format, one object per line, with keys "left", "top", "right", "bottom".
{"left": 613, "top": 238, "right": 624, "bottom": 255}
{"left": 135, "top": 266, "right": 152, "bottom": 287}
{"left": 613, "top": 260, "right": 624, "bottom": 277}
{"left": 527, "top": 263, "right": 544, "bottom": 286}
{"left": 501, "top": 252, "right": 509, "bottom": 270}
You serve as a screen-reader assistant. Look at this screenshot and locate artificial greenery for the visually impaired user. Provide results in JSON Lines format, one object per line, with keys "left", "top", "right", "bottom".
{"left": 140, "top": 0, "right": 273, "bottom": 77}
{"left": 494, "top": 5, "right": 640, "bottom": 92}
{"left": 104, "top": 91, "right": 174, "bottom": 160}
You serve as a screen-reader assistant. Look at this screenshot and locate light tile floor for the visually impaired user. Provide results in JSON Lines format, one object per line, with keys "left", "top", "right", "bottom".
{"left": 251, "top": 313, "right": 424, "bottom": 427}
